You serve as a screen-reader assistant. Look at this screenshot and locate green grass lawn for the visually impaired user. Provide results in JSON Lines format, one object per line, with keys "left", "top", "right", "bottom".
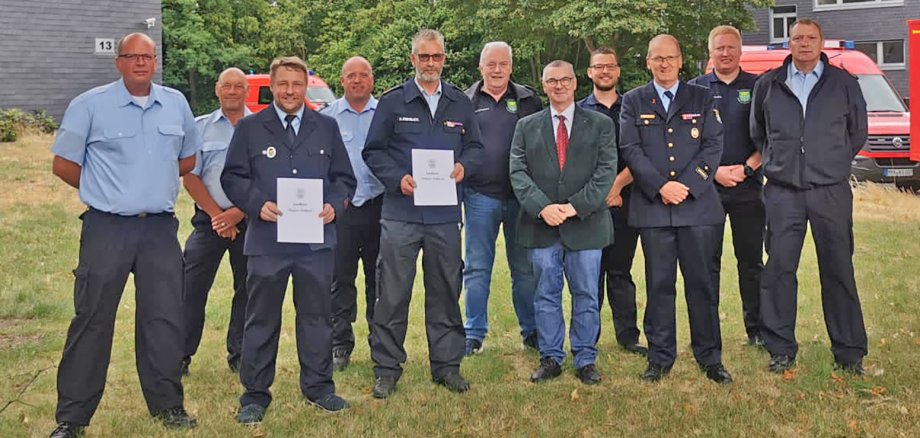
{"left": 1, "top": 134, "right": 919, "bottom": 437}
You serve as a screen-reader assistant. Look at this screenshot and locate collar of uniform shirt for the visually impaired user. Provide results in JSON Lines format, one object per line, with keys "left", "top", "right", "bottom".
{"left": 550, "top": 103, "right": 575, "bottom": 136}
{"left": 652, "top": 81, "right": 680, "bottom": 107}
{"left": 115, "top": 78, "right": 162, "bottom": 109}
{"left": 214, "top": 106, "right": 253, "bottom": 124}
{"left": 273, "top": 101, "right": 305, "bottom": 134}
{"left": 414, "top": 78, "right": 442, "bottom": 98}
{"left": 329, "top": 95, "right": 378, "bottom": 115}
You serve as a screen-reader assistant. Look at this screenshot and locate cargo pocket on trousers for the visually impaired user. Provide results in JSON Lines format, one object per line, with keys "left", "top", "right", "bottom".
{"left": 72, "top": 266, "right": 90, "bottom": 311}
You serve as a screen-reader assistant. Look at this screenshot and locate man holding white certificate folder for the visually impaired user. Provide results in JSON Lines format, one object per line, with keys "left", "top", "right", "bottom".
{"left": 363, "top": 29, "right": 483, "bottom": 399}
{"left": 221, "top": 56, "right": 356, "bottom": 423}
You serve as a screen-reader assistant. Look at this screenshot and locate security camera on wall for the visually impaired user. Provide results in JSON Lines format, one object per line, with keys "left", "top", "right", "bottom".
{"left": 144, "top": 17, "right": 156, "bottom": 29}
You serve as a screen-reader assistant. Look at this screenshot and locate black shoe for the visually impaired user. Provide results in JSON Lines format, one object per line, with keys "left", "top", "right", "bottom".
{"left": 530, "top": 357, "right": 562, "bottom": 382}
{"left": 153, "top": 407, "right": 197, "bottom": 429}
{"left": 620, "top": 342, "right": 649, "bottom": 356}
{"left": 575, "top": 364, "right": 602, "bottom": 385}
{"left": 768, "top": 354, "right": 796, "bottom": 374}
{"left": 463, "top": 339, "right": 484, "bottom": 357}
{"left": 434, "top": 372, "right": 471, "bottom": 393}
{"left": 372, "top": 376, "right": 397, "bottom": 399}
{"left": 228, "top": 357, "right": 241, "bottom": 373}
{"left": 49, "top": 422, "right": 84, "bottom": 438}
{"left": 236, "top": 404, "right": 265, "bottom": 425}
{"left": 640, "top": 363, "right": 672, "bottom": 382}
{"left": 308, "top": 393, "right": 349, "bottom": 412}
{"left": 332, "top": 348, "right": 351, "bottom": 372}
{"left": 522, "top": 331, "right": 539, "bottom": 351}
{"left": 747, "top": 334, "right": 766, "bottom": 348}
{"left": 834, "top": 360, "right": 864, "bottom": 376}
{"left": 701, "top": 363, "right": 734, "bottom": 384}
{"left": 180, "top": 357, "right": 190, "bottom": 376}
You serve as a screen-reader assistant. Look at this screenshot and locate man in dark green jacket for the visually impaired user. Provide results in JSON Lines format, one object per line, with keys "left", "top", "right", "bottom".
{"left": 510, "top": 60, "right": 617, "bottom": 385}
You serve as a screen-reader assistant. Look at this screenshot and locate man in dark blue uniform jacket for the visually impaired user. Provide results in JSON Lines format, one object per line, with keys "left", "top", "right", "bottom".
{"left": 363, "top": 29, "right": 483, "bottom": 399}
{"left": 221, "top": 56, "right": 356, "bottom": 423}
{"left": 620, "top": 34, "right": 732, "bottom": 384}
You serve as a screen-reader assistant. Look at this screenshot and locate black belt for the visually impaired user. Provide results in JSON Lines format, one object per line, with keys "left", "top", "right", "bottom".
{"left": 353, "top": 195, "right": 383, "bottom": 208}
{"left": 87, "top": 207, "right": 174, "bottom": 218}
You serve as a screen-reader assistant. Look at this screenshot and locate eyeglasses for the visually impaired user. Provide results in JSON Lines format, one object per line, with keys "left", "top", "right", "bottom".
{"left": 589, "top": 63, "right": 619, "bottom": 71}
{"left": 344, "top": 72, "right": 372, "bottom": 81}
{"left": 219, "top": 83, "right": 246, "bottom": 91}
{"left": 648, "top": 55, "right": 680, "bottom": 65}
{"left": 416, "top": 53, "right": 445, "bottom": 62}
{"left": 543, "top": 77, "right": 574, "bottom": 87}
{"left": 483, "top": 61, "right": 511, "bottom": 70}
{"left": 118, "top": 53, "right": 156, "bottom": 63}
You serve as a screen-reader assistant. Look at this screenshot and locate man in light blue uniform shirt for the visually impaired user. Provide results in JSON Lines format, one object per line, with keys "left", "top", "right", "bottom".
{"left": 181, "top": 67, "right": 253, "bottom": 377}
{"left": 48, "top": 33, "right": 200, "bottom": 438}
{"left": 319, "top": 56, "right": 384, "bottom": 371}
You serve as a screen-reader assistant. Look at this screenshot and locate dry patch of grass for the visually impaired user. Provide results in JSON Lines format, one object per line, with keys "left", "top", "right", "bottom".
{"left": 0, "top": 134, "right": 84, "bottom": 216}
{"left": 853, "top": 182, "right": 920, "bottom": 223}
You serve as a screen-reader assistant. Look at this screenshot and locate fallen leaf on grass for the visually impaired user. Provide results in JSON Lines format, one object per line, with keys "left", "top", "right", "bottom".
{"left": 796, "top": 392, "right": 806, "bottom": 401}
{"left": 783, "top": 369, "right": 796, "bottom": 381}
{"left": 848, "top": 419, "right": 858, "bottom": 433}
{"left": 870, "top": 386, "right": 888, "bottom": 396}
{"left": 880, "top": 337, "right": 887, "bottom": 346}
{"left": 732, "top": 393, "right": 741, "bottom": 402}
{"left": 831, "top": 372, "right": 847, "bottom": 385}
{"left": 252, "top": 427, "right": 266, "bottom": 438}
{"left": 900, "top": 406, "right": 909, "bottom": 415}
{"left": 571, "top": 388, "right": 580, "bottom": 402}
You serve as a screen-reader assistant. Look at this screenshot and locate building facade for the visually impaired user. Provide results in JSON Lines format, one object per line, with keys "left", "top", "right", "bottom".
{"left": 0, "top": 0, "right": 163, "bottom": 121}
{"left": 745, "top": 0, "right": 919, "bottom": 98}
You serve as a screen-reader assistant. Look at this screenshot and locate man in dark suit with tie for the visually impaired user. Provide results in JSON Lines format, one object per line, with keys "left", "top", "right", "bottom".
{"left": 221, "top": 56, "right": 356, "bottom": 423}
{"left": 619, "top": 35, "right": 732, "bottom": 384}
{"left": 510, "top": 60, "right": 617, "bottom": 385}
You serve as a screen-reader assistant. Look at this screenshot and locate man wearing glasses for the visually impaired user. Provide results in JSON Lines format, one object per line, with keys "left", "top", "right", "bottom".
{"left": 49, "top": 32, "right": 200, "bottom": 438}
{"left": 363, "top": 29, "right": 483, "bottom": 399}
{"left": 577, "top": 47, "right": 647, "bottom": 356}
{"left": 510, "top": 60, "right": 617, "bottom": 385}
{"left": 180, "top": 68, "right": 252, "bottom": 377}
{"left": 619, "top": 34, "right": 731, "bottom": 384}
{"left": 461, "top": 41, "right": 542, "bottom": 357}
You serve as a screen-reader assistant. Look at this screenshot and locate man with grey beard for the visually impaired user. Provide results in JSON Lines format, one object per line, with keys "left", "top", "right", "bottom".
{"left": 363, "top": 29, "right": 483, "bottom": 399}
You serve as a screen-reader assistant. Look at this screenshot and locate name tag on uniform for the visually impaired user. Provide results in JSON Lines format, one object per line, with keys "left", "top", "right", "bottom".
{"left": 398, "top": 116, "right": 419, "bottom": 122}
{"left": 681, "top": 113, "right": 701, "bottom": 121}
{"left": 475, "top": 107, "right": 490, "bottom": 113}
{"left": 640, "top": 114, "right": 656, "bottom": 119}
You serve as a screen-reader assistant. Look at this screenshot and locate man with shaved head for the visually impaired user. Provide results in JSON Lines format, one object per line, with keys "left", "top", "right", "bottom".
{"left": 510, "top": 60, "right": 617, "bottom": 385}
{"left": 320, "top": 56, "right": 384, "bottom": 371}
{"left": 180, "top": 67, "right": 252, "bottom": 377}
{"left": 49, "top": 32, "right": 200, "bottom": 437}
{"left": 620, "top": 34, "right": 731, "bottom": 384}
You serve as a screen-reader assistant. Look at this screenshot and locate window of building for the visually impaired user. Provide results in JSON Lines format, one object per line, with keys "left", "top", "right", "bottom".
{"left": 770, "top": 5, "right": 796, "bottom": 43}
{"left": 815, "top": 0, "right": 903, "bottom": 11}
{"left": 855, "top": 40, "right": 906, "bottom": 69}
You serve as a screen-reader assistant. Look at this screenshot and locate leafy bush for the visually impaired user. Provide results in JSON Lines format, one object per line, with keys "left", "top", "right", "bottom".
{"left": 0, "top": 108, "right": 58, "bottom": 142}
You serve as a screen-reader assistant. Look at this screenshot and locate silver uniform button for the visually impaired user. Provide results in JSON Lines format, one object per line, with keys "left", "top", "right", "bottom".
{"left": 292, "top": 169, "right": 298, "bottom": 175}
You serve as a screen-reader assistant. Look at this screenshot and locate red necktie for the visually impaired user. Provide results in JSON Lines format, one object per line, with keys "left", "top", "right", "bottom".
{"left": 556, "top": 114, "right": 568, "bottom": 171}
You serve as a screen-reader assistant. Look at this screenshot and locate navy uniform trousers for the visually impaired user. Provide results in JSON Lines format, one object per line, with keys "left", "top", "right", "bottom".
{"left": 331, "top": 196, "right": 382, "bottom": 355}
{"left": 641, "top": 225, "right": 723, "bottom": 368}
{"left": 597, "top": 188, "right": 641, "bottom": 346}
{"left": 712, "top": 187, "right": 765, "bottom": 341}
{"left": 182, "top": 207, "right": 247, "bottom": 368}
{"left": 240, "top": 251, "right": 336, "bottom": 407}
{"left": 56, "top": 209, "right": 184, "bottom": 425}
{"left": 760, "top": 181, "right": 867, "bottom": 364}
{"left": 370, "top": 220, "right": 465, "bottom": 381}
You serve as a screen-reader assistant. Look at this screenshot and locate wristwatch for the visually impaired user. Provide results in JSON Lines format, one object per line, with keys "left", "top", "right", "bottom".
{"left": 743, "top": 164, "right": 755, "bottom": 177}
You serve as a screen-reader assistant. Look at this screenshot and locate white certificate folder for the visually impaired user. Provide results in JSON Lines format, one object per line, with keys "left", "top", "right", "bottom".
{"left": 276, "top": 178, "right": 324, "bottom": 243}
{"left": 411, "top": 148, "right": 458, "bottom": 206}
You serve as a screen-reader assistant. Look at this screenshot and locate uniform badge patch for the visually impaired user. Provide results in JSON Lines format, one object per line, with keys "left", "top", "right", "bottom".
{"left": 695, "top": 166, "right": 709, "bottom": 179}
{"left": 263, "top": 146, "right": 277, "bottom": 159}
{"left": 737, "top": 89, "right": 752, "bottom": 104}
{"left": 713, "top": 108, "right": 723, "bottom": 124}
{"left": 690, "top": 127, "right": 700, "bottom": 139}
{"left": 506, "top": 100, "right": 518, "bottom": 114}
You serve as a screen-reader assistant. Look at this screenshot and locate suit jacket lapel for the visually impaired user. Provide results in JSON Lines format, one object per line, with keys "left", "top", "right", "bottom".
{"left": 261, "top": 109, "right": 287, "bottom": 147}
{"left": 643, "top": 83, "right": 668, "bottom": 120}
{"left": 564, "top": 107, "right": 592, "bottom": 174}
{"left": 540, "top": 109, "right": 560, "bottom": 173}
{"left": 292, "top": 109, "right": 316, "bottom": 152}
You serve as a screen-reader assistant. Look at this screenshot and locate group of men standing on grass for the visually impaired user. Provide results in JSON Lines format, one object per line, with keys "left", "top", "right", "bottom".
{"left": 46, "top": 17, "right": 868, "bottom": 437}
